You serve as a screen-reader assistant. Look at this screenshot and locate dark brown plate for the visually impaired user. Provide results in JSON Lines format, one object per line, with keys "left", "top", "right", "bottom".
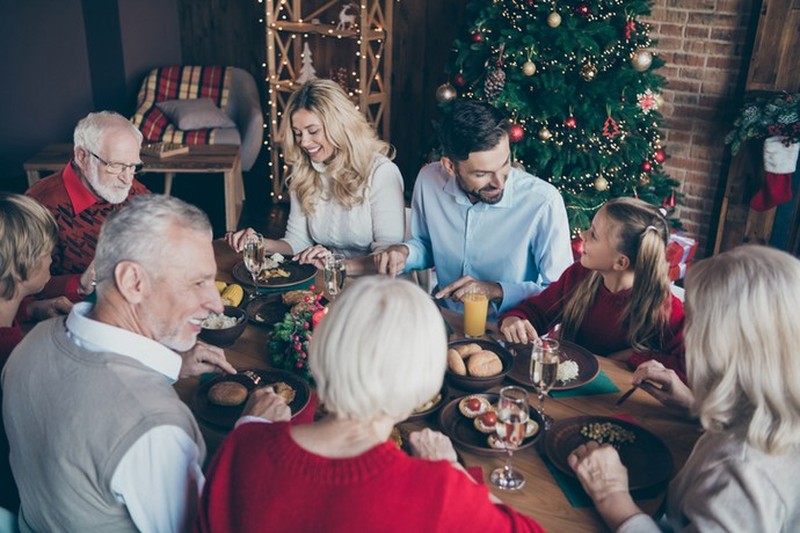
{"left": 244, "top": 293, "right": 290, "bottom": 328}
{"left": 544, "top": 416, "right": 674, "bottom": 491}
{"left": 438, "top": 393, "right": 543, "bottom": 456}
{"left": 232, "top": 260, "right": 317, "bottom": 289}
{"left": 192, "top": 368, "right": 311, "bottom": 430}
{"left": 507, "top": 339, "right": 600, "bottom": 391}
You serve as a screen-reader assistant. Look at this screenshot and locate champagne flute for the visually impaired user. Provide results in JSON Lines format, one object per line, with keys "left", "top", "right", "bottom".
{"left": 242, "top": 233, "right": 265, "bottom": 298}
{"left": 323, "top": 252, "right": 346, "bottom": 301}
{"left": 529, "top": 337, "right": 560, "bottom": 430}
{"left": 489, "top": 386, "right": 529, "bottom": 490}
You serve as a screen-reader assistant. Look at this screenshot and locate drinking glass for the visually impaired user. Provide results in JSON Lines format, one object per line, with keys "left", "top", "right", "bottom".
{"left": 529, "top": 337, "right": 560, "bottom": 430}
{"left": 242, "top": 233, "right": 265, "bottom": 296}
{"left": 463, "top": 286, "right": 489, "bottom": 337}
{"left": 489, "top": 386, "right": 529, "bottom": 490}
{"left": 323, "top": 252, "right": 346, "bottom": 301}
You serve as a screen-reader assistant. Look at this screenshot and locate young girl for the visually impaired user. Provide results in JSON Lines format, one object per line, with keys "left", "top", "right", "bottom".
{"left": 499, "top": 197, "right": 685, "bottom": 379}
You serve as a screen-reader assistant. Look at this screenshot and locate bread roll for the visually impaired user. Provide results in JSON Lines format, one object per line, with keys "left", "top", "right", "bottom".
{"left": 448, "top": 348, "right": 467, "bottom": 375}
{"left": 208, "top": 381, "right": 249, "bottom": 406}
{"left": 467, "top": 350, "right": 503, "bottom": 377}
{"left": 455, "top": 343, "right": 483, "bottom": 358}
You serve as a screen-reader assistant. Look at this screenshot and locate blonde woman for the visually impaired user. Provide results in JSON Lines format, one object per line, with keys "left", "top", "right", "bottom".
{"left": 569, "top": 245, "right": 800, "bottom": 531}
{"left": 227, "top": 79, "right": 404, "bottom": 273}
{"left": 499, "top": 197, "right": 685, "bottom": 379}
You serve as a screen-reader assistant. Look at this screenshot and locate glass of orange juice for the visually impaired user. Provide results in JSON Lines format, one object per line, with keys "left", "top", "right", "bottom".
{"left": 463, "top": 286, "right": 489, "bottom": 337}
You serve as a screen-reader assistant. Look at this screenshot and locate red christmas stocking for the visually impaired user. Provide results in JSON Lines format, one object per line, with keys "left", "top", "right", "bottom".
{"left": 751, "top": 137, "right": 799, "bottom": 212}
{"left": 750, "top": 172, "right": 793, "bottom": 211}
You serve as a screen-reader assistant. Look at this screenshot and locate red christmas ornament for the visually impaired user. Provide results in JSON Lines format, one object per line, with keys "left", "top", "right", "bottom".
{"left": 576, "top": 4, "right": 590, "bottom": 15}
{"left": 602, "top": 116, "right": 621, "bottom": 138}
{"left": 633, "top": 188, "right": 639, "bottom": 199}
{"left": 624, "top": 19, "right": 636, "bottom": 40}
{"left": 641, "top": 160, "right": 653, "bottom": 172}
{"left": 509, "top": 123, "right": 525, "bottom": 143}
{"left": 471, "top": 31, "right": 483, "bottom": 43}
{"left": 564, "top": 116, "right": 578, "bottom": 128}
{"left": 666, "top": 191, "right": 676, "bottom": 208}
{"left": 654, "top": 148, "right": 666, "bottom": 163}
{"left": 570, "top": 236, "right": 584, "bottom": 260}
{"left": 454, "top": 73, "right": 466, "bottom": 87}
{"left": 527, "top": 0, "right": 536, "bottom": 5}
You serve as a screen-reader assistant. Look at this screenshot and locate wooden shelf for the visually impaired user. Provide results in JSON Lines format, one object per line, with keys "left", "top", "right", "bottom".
{"left": 269, "top": 21, "right": 385, "bottom": 40}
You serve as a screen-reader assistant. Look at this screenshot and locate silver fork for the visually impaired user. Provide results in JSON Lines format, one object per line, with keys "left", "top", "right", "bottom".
{"left": 241, "top": 370, "right": 262, "bottom": 387}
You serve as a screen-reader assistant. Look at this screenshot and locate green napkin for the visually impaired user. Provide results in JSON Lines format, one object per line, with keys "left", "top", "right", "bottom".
{"left": 550, "top": 370, "right": 620, "bottom": 398}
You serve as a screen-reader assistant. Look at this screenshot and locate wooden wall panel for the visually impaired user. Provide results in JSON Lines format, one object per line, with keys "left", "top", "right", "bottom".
{"left": 746, "top": 0, "right": 800, "bottom": 92}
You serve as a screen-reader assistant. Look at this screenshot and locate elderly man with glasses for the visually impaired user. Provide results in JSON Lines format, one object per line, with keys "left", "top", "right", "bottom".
{"left": 26, "top": 111, "right": 149, "bottom": 302}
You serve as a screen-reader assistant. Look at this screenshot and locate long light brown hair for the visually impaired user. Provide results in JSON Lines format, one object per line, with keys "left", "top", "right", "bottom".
{"left": 280, "top": 79, "right": 393, "bottom": 214}
{"left": 561, "top": 197, "right": 672, "bottom": 351}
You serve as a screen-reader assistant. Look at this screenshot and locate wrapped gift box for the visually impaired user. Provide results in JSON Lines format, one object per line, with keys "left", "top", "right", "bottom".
{"left": 666, "top": 232, "right": 698, "bottom": 281}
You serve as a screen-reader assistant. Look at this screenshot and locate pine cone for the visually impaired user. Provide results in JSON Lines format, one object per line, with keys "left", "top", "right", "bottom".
{"left": 484, "top": 68, "right": 506, "bottom": 100}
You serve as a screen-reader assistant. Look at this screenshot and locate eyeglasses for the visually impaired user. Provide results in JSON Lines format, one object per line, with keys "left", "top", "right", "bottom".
{"left": 88, "top": 151, "right": 144, "bottom": 175}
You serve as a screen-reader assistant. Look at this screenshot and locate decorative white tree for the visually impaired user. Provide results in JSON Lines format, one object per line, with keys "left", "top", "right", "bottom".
{"left": 296, "top": 42, "right": 317, "bottom": 84}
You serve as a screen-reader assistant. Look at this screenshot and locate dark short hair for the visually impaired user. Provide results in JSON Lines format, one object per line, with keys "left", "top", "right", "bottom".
{"left": 435, "top": 100, "right": 511, "bottom": 162}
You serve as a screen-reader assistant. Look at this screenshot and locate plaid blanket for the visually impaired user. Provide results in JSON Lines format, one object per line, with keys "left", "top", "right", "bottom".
{"left": 131, "top": 66, "right": 231, "bottom": 144}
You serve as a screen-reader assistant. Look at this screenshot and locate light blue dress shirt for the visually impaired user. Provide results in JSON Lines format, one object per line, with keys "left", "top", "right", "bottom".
{"left": 403, "top": 162, "right": 573, "bottom": 315}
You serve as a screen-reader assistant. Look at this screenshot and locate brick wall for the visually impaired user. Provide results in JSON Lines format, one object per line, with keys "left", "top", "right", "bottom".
{"left": 645, "top": 0, "right": 755, "bottom": 256}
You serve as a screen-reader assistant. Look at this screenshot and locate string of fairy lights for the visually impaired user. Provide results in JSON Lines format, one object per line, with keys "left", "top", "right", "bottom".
{"left": 258, "top": 0, "right": 393, "bottom": 200}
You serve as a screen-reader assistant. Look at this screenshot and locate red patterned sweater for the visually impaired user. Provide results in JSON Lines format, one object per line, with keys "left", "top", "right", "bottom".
{"left": 196, "top": 422, "right": 545, "bottom": 533}
{"left": 500, "top": 262, "right": 686, "bottom": 381}
{"left": 26, "top": 163, "right": 148, "bottom": 300}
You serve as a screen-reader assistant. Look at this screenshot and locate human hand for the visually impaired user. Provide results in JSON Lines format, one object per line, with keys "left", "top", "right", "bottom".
{"left": 499, "top": 316, "right": 539, "bottom": 345}
{"left": 27, "top": 297, "right": 73, "bottom": 321}
{"left": 632, "top": 360, "right": 694, "bottom": 413}
{"left": 225, "top": 228, "right": 259, "bottom": 253}
{"left": 409, "top": 428, "right": 458, "bottom": 463}
{"left": 373, "top": 245, "right": 409, "bottom": 277}
{"left": 568, "top": 441, "right": 642, "bottom": 529}
{"left": 178, "top": 341, "right": 236, "bottom": 379}
{"left": 435, "top": 276, "right": 502, "bottom": 303}
{"left": 79, "top": 262, "right": 96, "bottom": 295}
{"left": 293, "top": 244, "right": 331, "bottom": 269}
{"left": 242, "top": 387, "right": 291, "bottom": 421}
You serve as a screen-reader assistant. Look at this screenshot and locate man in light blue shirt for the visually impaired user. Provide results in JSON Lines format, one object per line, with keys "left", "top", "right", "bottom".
{"left": 375, "top": 100, "right": 573, "bottom": 315}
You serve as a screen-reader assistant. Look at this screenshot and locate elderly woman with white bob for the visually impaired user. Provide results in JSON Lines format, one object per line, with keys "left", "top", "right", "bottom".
{"left": 196, "top": 276, "right": 545, "bottom": 532}
{"left": 569, "top": 244, "right": 800, "bottom": 532}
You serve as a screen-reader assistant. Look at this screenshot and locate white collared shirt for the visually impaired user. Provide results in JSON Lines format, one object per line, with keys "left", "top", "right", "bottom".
{"left": 66, "top": 303, "right": 203, "bottom": 533}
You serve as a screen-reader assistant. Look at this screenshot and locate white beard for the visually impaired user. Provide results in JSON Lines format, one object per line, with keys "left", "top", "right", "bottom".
{"left": 85, "top": 166, "right": 131, "bottom": 204}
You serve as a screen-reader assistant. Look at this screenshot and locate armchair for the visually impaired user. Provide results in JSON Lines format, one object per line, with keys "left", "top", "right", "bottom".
{"left": 131, "top": 65, "right": 263, "bottom": 172}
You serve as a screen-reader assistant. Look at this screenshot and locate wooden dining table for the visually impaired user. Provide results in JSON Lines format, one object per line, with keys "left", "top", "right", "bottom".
{"left": 175, "top": 240, "right": 701, "bottom": 532}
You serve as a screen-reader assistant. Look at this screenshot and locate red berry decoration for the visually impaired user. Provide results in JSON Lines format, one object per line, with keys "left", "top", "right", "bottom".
{"left": 454, "top": 73, "right": 466, "bottom": 87}
{"left": 654, "top": 148, "right": 666, "bottom": 163}
{"left": 577, "top": 4, "right": 590, "bottom": 15}
{"left": 641, "top": 160, "right": 653, "bottom": 172}
{"left": 564, "top": 116, "right": 578, "bottom": 128}
{"left": 471, "top": 31, "right": 483, "bottom": 43}
{"left": 509, "top": 123, "right": 525, "bottom": 143}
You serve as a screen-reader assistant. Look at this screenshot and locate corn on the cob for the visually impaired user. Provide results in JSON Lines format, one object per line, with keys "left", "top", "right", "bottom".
{"left": 220, "top": 284, "right": 244, "bottom": 307}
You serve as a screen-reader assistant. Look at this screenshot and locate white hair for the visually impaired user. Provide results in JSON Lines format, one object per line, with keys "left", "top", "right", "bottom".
{"left": 94, "top": 195, "right": 211, "bottom": 291}
{"left": 310, "top": 276, "right": 447, "bottom": 420}
{"left": 685, "top": 244, "right": 800, "bottom": 454}
{"left": 74, "top": 110, "right": 143, "bottom": 152}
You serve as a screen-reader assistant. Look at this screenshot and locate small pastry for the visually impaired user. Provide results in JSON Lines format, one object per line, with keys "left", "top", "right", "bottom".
{"left": 458, "top": 395, "right": 490, "bottom": 418}
{"left": 208, "top": 381, "right": 249, "bottom": 406}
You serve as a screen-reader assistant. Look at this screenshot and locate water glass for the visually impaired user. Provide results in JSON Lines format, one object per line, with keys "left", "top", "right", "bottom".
{"left": 489, "top": 386, "right": 529, "bottom": 490}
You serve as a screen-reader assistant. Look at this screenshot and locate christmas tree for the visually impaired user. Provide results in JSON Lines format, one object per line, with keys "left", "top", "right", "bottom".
{"left": 442, "top": 0, "right": 680, "bottom": 231}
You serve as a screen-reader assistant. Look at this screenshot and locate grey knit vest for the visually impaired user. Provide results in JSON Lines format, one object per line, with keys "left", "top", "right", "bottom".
{"left": 2, "top": 317, "right": 206, "bottom": 532}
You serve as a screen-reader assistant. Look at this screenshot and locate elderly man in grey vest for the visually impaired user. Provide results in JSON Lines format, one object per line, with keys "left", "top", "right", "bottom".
{"left": 2, "top": 195, "right": 289, "bottom": 532}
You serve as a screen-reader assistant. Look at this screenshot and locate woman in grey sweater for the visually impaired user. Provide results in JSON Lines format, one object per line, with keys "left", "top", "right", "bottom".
{"left": 569, "top": 244, "right": 800, "bottom": 532}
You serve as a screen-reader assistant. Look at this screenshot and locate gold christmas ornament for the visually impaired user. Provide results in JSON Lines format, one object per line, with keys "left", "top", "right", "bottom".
{"left": 593, "top": 176, "right": 609, "bottom": 191}
{"left": 538, "top": 127, "right": 553, "bottom": 141}
{"left": 547, "top": 12, "right": 562, "bottom": 28}
{"left": 580, "top": 64, "right": 598, "bottom": 81}
{"left": 631, "top": 49, "right": 653, "bottom": 72}
{"left": 639, "top": 175, "right": 651, "bottom": 186}
{"left": 522, "top": 60, "right": 537, "bottom": 76}
{"left": 435, "top": 82, "right": 457, "bottom": 103}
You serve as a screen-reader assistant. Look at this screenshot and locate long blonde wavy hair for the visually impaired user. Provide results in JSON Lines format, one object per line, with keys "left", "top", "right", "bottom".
{"left": 685, "top": 245, "right": 800, "bottom": 454}
{"left": 280, "top": 79, "right": 393, "bottom": 214}
{"left": 560, "top": 197, "right": 672, "bottom": 351}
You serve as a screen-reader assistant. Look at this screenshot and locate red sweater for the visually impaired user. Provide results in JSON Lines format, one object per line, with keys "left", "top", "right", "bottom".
{"left": 26, "top": 163, "right": 148, "bottom": 300}
{"left": 500, "top": 262, "right": 686, "bottom": 380}
{"left": 196, "top": 422, "right": 545, "bottom": 533}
